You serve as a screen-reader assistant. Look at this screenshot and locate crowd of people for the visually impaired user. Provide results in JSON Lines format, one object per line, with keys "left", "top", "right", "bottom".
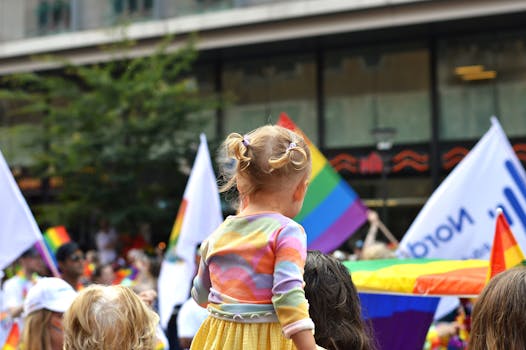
{"left": 1, "top": 123, "right": 525, "bottom": 350}
{"left": 0, "top": 227, "right": 168, "bottom": 349}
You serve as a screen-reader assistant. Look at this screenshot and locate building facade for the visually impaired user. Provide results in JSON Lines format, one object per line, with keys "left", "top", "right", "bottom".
{"left": 1, "top": 0, "right": 526, "bottom": 240}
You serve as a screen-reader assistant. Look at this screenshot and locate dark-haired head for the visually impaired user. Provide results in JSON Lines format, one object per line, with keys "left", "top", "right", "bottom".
{"left": 469, "top": 266, "right": 526, "bottom": 350}
{"left": 56, "top": 242, "right": 81, "bottom": 263}
{"left": 304, "top": 250, "right": 376, "bottom": 350}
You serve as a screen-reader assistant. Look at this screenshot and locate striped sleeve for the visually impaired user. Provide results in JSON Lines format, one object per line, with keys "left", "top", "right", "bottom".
{"left": 271, "top": 222, "right": 314, "bottom": 338}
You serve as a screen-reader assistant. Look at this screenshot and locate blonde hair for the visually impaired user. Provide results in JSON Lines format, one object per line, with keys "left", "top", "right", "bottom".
{"left": 20, "top": 309, "right": 53, "bottom": 350}
{"left": 220, "top": 125, "right": 311, "bottom": 197}
{"left": 63, "top": 285, "right": 159, "bottom": 350}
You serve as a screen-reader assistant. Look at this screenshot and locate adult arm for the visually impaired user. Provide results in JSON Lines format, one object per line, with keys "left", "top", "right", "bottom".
{"left": 291, "top": 329, "right": 318, "bottom": 350}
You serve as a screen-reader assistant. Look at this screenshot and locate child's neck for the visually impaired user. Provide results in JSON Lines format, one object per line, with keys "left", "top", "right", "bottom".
{"left": 239, "top": 204, "right": 283, "bottom": 216}
{"left": 238, "top": 192, "right": 294, "bottom": 218}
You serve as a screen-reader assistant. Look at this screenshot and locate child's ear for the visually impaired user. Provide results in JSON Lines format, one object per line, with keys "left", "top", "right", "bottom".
{"left": 293, "top": 178, "right": 309, "bottom": 202}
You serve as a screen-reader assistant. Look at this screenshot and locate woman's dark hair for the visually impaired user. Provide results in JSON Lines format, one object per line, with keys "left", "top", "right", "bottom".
{"left": 304, "top": 250, "right": 376, "bottom": 350}
{"left": 469, "top": 267, "right": 526, "bottom": 350}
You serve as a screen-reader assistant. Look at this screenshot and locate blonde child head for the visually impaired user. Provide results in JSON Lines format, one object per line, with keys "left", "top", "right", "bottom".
{"left": 63, "top": 284, "right": 158, "bottom": 350}
{"left": 221, "top": 124, "right": 311, "bottom": 200}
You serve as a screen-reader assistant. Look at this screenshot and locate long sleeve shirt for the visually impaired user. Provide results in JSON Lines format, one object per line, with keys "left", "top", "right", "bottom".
{"left": 192, "top": 212, "right": 314, "bottom": 338}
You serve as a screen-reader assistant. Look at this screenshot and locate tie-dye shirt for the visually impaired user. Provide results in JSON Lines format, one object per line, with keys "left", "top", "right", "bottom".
{"left": 192, "top": 211, "right": 314, "bottom": 338}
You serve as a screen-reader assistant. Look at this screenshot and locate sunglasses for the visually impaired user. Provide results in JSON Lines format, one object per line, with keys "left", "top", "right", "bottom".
{"left": 69, "top": 253, "right": 85, "bottom": 262}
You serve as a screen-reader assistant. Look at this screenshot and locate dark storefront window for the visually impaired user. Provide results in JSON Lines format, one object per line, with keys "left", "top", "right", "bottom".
{"left": 324, "top": 44, "right": 431, "bottom": 148}
{"left": 112, "top": 0, "right": 153, "bottom": 19}
{"left": 37, "top": 0, "right": 71, "bottom": 35}
{"left": 438, "top": 32, "right": 526, "bottom": 140}
{"left": 222, "top": 54, "right": 318, "bottom": 142}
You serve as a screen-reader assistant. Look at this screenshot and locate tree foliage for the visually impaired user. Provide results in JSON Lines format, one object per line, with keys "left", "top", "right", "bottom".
{"left": 0, "top": 38, "right": 217, "bottom": 240}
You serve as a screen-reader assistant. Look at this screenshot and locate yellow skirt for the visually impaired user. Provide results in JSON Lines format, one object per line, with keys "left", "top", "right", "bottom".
{"left": 190, "top": 316, "right": 296, "bottom": 350}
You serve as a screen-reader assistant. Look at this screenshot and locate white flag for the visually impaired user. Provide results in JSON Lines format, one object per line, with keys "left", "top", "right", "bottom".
{"left": 158, "top": 134, "right": 222, "bottom": 328}
{"left": 398, "top": 117, "right": 526, "bottom": 260}
{"left": 0, "top": 149, "right": 42, "bottom": 270}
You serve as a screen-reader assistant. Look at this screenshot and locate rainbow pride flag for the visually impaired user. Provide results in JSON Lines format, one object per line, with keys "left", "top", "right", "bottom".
{"left": 344, "top": 217, "right": 525, "bottom": 350}
{"left": 37, "top": 226, "right": 71, "bottom": 277}
{"left": 344, "top": 259, "right": 487, "bottom": 350}
{"left": 2, "top": 322, "right": 19, "bottom": 350}
{"left": 43, "top": 226, "right": 71, "bottom": 254}
{"left": 278, "top": 113, "right": 368, "bottom": 252}
{"left": 487, "top": 209, "right": 525, "bottom": 280}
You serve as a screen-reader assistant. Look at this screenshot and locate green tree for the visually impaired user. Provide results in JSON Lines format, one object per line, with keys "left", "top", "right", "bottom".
{"left": 0, "top": 38, "right": 218, "bottom": 241}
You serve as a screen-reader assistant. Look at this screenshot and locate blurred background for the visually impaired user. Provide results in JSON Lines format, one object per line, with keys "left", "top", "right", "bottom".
{"left": 1, "top": 0, "right": 525, "bottom": 249}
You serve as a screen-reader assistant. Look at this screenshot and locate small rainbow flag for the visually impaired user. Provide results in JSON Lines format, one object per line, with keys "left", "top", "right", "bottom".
{"left": 278, "top": 113, "right": 368, "bottom": 252}
{"left": 43, "top": 226, "right": 71, "bottom": 254}
{"left": 487, "top": 209, "right": 525, "bottom": 280}
{"left": 2, "top": 322, "right": 19, "bottom": 350}
{"left": 38, "top": 226, "right": 71, "bottom": 277}
{"left": 114, "top": 267, "right": 138, "bottom": 286}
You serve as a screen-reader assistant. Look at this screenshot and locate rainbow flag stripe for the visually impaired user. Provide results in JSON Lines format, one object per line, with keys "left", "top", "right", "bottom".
{"left": 165, "top": 199, "right": 187, "bottom": 261}
{"left": 2, "top": 322, "right": 19, "bottom": 350}
{"left": 155, "top": 340, "right": 166, "bottom": 350}
{"left": 359, "top": 293, "right": 439, "bottom": 350}
{"left": 278, "top": 113, "right": 368, "bottom": 252}
{"left": 344, "top": 258, "right": 488, "bottom": 297}
{"left": 34, "top": 240, "right": 61, "bottom": 277}
{"left": 43, "top": 226, "right": 71, "bottom": 253}
{"left": 114, "top": 267, "right": 139, "bottom": 285}
{"left": 488, "top": 210, "right": 525, "bottom": 279}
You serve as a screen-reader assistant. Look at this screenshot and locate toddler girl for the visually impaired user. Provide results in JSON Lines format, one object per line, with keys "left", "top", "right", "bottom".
{"left": 191, "top": 124, "right": 318, "bottom": 350}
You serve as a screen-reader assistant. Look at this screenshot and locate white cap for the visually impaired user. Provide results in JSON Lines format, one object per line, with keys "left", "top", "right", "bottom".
{"left": 24, "top": 277, "right": 77, "bottom": 316}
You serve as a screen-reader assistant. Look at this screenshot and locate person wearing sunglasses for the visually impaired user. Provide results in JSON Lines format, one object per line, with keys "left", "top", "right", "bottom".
{"left": 21, "top": 277, "right": 77, "bottom": 350}
{"left": 56, "top": 242, "right": 86, "bottom": 291}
